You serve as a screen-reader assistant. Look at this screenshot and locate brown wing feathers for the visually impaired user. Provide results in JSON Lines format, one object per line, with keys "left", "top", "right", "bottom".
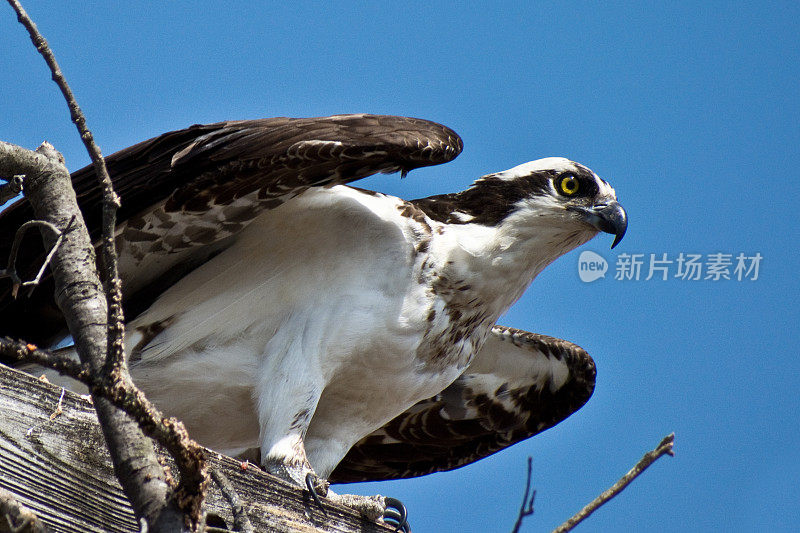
{"left": 330, "top": 326, "right": 595, "bottom": 483}
{"left": 0, "top": 114, "right": 462, "bottom": 346}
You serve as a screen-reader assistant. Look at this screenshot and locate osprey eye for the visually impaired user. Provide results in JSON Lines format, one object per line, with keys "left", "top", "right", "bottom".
{"left": 559, "top": 175, "right": 579, "bottom": 196}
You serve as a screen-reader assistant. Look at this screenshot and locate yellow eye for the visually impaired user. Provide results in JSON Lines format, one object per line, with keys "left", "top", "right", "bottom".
{"left": 559, "top": 175, "right": 580, "bottom": 195}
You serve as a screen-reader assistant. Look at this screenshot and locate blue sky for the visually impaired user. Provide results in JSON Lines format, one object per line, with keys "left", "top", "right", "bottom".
{"left": 2, "top": 2, "right": 798, "bottom": 532}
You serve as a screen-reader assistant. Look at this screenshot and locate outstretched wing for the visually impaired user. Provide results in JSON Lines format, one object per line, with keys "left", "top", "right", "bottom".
{"left": 0, "top": 114, "right": 462, "bottom": 346}
{"left": 330, "top": 325, "right": 596, "bottom": 483}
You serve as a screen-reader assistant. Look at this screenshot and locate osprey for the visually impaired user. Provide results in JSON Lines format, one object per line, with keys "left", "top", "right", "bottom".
{"left": 0, "top": 114, "right": 626, "bottom": 527}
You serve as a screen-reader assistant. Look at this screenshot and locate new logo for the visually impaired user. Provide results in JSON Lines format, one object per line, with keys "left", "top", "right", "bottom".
{"left": 578, "top": 250, "right": 608, "bottom": 282}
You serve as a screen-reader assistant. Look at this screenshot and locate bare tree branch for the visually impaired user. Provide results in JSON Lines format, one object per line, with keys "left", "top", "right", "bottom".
{"left": 4, "top": 2, "right": 212, "bottom": 530}
{"left": 7, "top": 0, "right": 123, "bottom": 377}
{"left": 510, "top": 456, "right": 536, "bottom": 533}
{"left": 552, "top": 433, "right": 675, "bottom": 533}
{"left": 0, "top": 337, "right": 89, "bottom": 381}
{"left": 0, "top": 140, "right": 187, "bottom": 530}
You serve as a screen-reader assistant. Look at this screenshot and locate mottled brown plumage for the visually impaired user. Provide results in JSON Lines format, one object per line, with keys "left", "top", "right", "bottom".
{"left": 331, "top": 326, "right": 595, "bottom": 482}
{"left": 0, "top": 114, "right": 462, "bottom": 345}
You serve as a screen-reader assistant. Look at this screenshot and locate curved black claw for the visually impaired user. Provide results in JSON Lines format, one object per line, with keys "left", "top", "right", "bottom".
{"left": 305, "top": 472, "right": 328, "bottom": 516}
{"left": 383, "top": 496, "right": 410, "bottom": 533}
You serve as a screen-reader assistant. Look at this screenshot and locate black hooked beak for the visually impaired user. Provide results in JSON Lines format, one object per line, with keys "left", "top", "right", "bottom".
{"left": 570, "top": 201, "right": 628, "bottom": 248}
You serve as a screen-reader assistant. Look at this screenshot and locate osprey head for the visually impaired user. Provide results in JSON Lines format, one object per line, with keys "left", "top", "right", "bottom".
{"left": 487, "top": 157, "right": 628, "bottom": 248}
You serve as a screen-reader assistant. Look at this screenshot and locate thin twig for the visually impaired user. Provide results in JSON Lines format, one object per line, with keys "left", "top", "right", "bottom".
{"left": 510, "top": 457, "right": 536, "bottom": 533}
{"left": 6, "top": 0, "right": 126, "bottom": 376}
{"left": 552, "top": 433, "right": 675, "bottom": 533}
{"left": 0, "top": 338, "right": 91, "bottom": 382}
{"left": 0, "top": 218, "right": 64, "bottom": 297}
{"left": 6, "top": 1, "right": 117, "bottom": 194}
{"left": 210, "top": 469, "right": 255, "bottom": 533}
{"left": 20, "top": 216, "right": 74, "bottom": 297}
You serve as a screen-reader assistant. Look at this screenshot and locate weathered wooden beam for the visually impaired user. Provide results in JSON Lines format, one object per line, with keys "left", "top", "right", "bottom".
{"left": 0, "top": 364, "right": 393, "bottom": 532}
